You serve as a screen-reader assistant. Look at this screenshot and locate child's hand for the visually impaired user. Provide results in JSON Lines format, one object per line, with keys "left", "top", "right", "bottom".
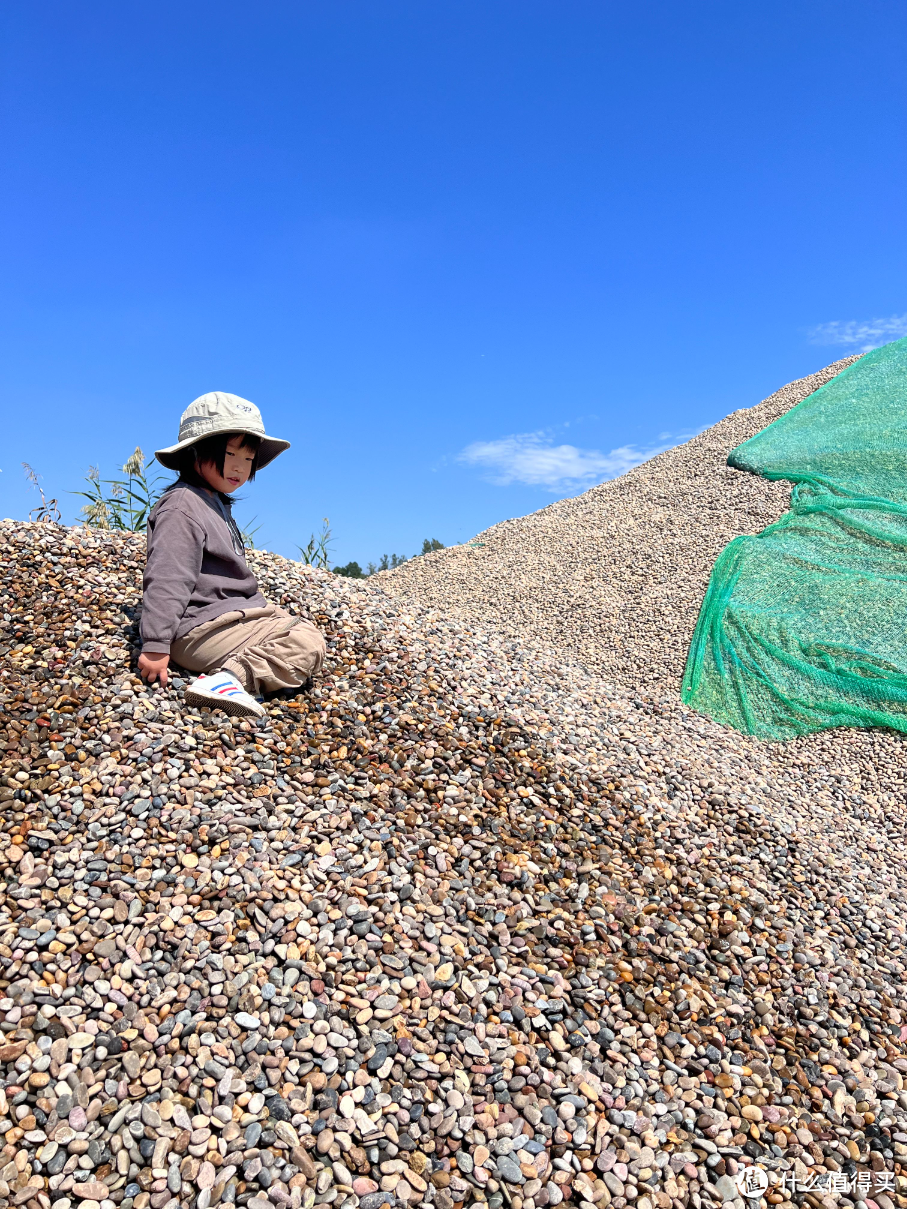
{"left": 139, "top": 652, "right": 170, "bottom": 686}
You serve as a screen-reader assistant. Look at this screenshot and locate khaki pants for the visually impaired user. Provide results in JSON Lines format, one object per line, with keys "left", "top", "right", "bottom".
{"left": 171, "top": 604, "right": 325, "bottom": 695}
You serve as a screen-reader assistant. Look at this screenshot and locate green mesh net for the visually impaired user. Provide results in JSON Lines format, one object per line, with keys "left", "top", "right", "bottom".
{"left": 682, "top": 337, "right": 907, "bottom": 740}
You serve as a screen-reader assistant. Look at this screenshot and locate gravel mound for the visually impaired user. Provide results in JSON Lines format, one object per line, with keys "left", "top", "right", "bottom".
{"left": 384, "top": 356, "right": 861, "bottom": 694}
{"left": 2, "top": 359, "right": 907, "bottom": 1209}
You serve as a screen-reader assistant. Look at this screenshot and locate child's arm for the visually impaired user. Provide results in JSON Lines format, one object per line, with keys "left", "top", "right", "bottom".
{"left": 140, "top": 504, "right": 205, "bottom": 683}
{"left": 139, "top": 650, "right": 171, "bottom": 686}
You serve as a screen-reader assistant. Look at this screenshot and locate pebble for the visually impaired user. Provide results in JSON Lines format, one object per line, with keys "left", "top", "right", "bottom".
{"left": 0, "top": 358, "right": 904, "bottom": 1209}
{"left": 233, "top": 1010, "right": 260, "bottom": 1029}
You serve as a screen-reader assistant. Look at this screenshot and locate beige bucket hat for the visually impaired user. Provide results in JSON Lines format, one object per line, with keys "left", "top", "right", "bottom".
{"left": 155, "top": 392, "right": 291, "bottom": 471}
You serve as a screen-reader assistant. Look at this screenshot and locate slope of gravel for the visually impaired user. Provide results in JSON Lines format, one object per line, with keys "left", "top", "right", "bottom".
{"left": 2, "top": 357, "right": 907, "bottom": 1209}
{"left": 382, "top": 357, "right": 860, "bottom": 695}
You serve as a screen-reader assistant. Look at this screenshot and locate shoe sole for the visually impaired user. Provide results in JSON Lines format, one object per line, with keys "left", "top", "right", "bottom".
{"left": 184, "top": 686, "right": 265, "bottom": 718}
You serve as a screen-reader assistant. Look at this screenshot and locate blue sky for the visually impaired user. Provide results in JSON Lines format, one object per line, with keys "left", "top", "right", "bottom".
{"left": 1, "top": 2, "right": 905, "bottom": 566}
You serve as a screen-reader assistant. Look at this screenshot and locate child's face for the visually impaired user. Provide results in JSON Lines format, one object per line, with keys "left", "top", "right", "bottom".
{"left": 197, "top": 436, "right": 255, "bottom": 494}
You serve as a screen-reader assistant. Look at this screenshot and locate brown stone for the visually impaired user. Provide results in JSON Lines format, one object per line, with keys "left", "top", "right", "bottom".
{"left": 316, "top": 1129, "right": 334, "bottom": 1155}
{"left": 291, "top": 1148, "right": 317, "bottom": 1181}
{"left": 72, "top": 1184, "right": 110, "bottom": 1201}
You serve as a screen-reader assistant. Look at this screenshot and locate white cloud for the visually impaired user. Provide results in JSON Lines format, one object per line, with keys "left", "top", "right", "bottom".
{"left": 458, "top": 430, "right": 673, "bottom": 490}
{"left": 809, "top": 313, "right": 907, "bottom": 353}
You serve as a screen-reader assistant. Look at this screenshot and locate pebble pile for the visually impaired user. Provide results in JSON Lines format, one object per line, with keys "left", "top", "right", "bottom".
{"left": 2, "top": 355, "right": 907, "bottom": 1209}
{"left": 385, "top": 356, "right": 861, "bottom": 696}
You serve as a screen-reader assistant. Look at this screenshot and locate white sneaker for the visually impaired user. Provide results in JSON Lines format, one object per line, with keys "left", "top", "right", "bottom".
{"left": 184, "top": 671, "right": 265, "bottom": 718}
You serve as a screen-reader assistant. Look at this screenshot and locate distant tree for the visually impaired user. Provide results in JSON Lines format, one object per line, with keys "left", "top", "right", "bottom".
{"left": 334, "top": 561, "right": 365, "bottom": 579}
{"left": 421, "top": 538, "right": 445, "bottom": 554}
{"left": 367, "top": 553, "right": 408, "bottom": 575}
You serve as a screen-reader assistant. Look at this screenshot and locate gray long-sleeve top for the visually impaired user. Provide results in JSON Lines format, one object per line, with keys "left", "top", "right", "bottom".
{"left": 140, "top": 482, "right": 267, "bottom": 655}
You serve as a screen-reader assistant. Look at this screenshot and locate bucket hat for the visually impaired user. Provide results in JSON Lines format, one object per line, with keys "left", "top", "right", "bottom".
{"left": 155, "top": 392, "right": 290, "bottom": 471}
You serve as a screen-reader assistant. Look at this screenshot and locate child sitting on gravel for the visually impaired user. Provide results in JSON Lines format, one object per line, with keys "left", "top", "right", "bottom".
{"left": 137, "top": 392, "right": 325, "bottom": 718}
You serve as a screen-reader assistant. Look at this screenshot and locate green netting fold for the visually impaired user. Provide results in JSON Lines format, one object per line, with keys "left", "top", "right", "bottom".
{"left": 682, "top": 337, "right": 907, "bottom": 740}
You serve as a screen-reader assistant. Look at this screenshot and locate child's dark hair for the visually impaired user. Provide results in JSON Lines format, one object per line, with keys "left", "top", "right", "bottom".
{"left": 173, "top": 432, "right": 261, "bottom": 494}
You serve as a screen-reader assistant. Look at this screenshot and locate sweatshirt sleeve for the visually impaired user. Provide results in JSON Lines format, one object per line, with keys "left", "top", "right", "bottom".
{"left": 140, "top": 505, "right": 206, "bottom": 654}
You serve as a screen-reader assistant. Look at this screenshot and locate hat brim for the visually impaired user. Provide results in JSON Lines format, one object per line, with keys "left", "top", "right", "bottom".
{"left": 155, "top": 431, "right": 290, "bottom": 471}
